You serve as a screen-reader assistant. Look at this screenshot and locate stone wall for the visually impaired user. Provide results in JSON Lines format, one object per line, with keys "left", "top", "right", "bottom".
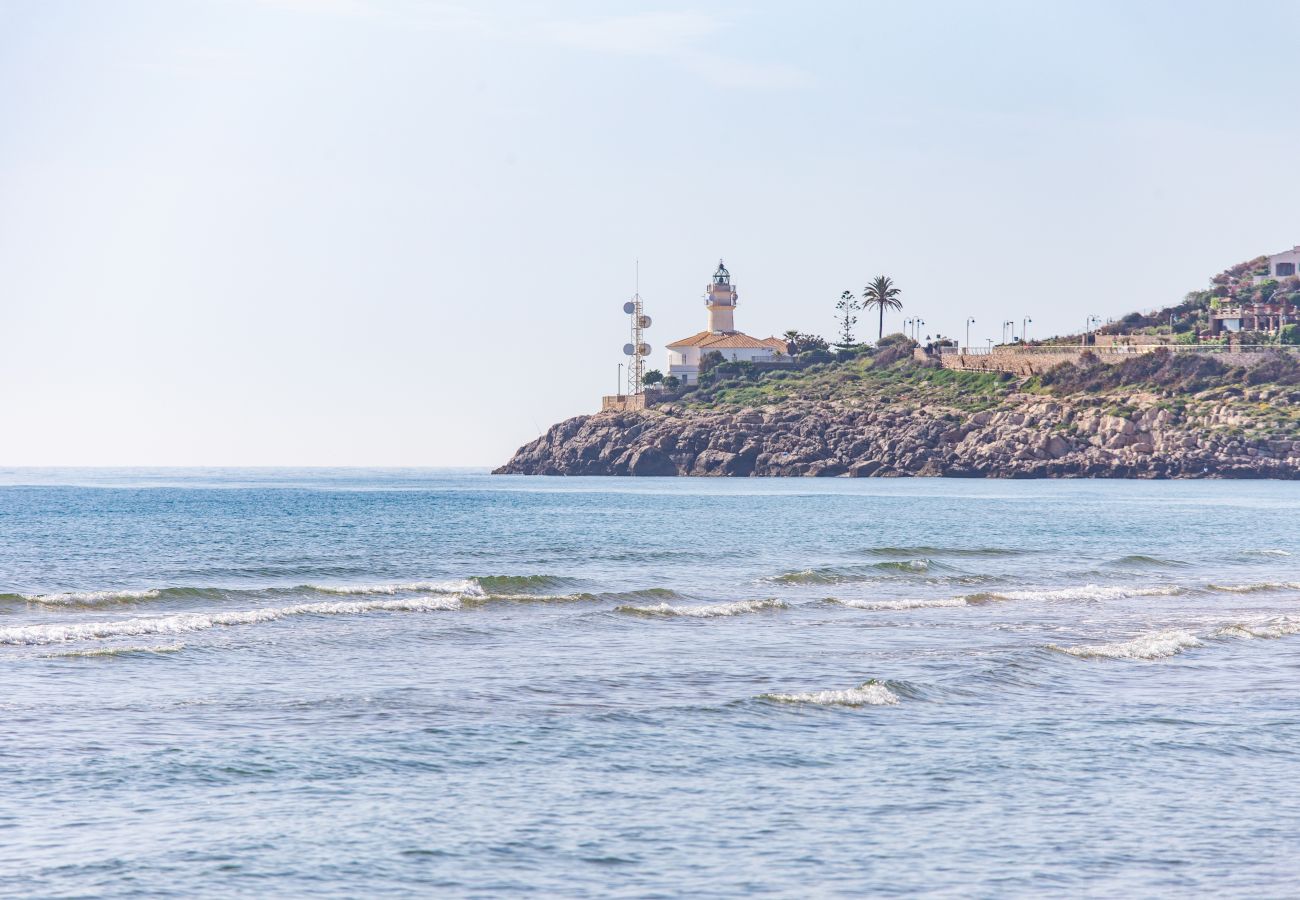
{"left": 937, "top": 349, "right": 1089, "bottom": 376}
{"left": 601, "top": 394, "right": 649, "bottom": 412}
{"left": 934, "top": 346, "right": 1300, "bottom": 377}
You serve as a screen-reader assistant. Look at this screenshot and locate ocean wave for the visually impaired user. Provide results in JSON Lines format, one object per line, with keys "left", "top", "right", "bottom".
{"left": 1216, "top": 617, "right": 1300, "bottom": 640}
{"left": 0, "top": 597, "right": 461, "bottom": 646}
{"left": 472, "top": 575, "right": 575, "bottom": 594}
{"left": 771, "top": 560, "right": 948, "bottom": 584}
{"left": 832, "top": 597, "right": 970, "bottom": 611}
{"left": 859, "top": 546, "right": 1024, "bottom": 559}
{"left": 616, "top": 599, "right": 786, "bottom": 618}
{"left": 979, "top": 585, "right": 1182, "bottom": 604}
{"left": 7, "top": 588, "right": 164, "bottom": 606}
{"left": 42, "top": 644, "right": 186, "bottom": 658}
{"left": 761, "top": 680, "right": 900, "bottom": 707}
{"left": 1240, "top": 549, "right": 1293, "bottom": 557}
{"left": 1050, "top": 629, "right": 1202, "bottom": 661}
{"left": 1106, "top": 555, "right": 1191, "bottom": 569}
{"left": 306, "top": 580, "right": 480, "bottom": 597}
{"left": 1205, "top": 581, "right": 1300, "bottom": 594}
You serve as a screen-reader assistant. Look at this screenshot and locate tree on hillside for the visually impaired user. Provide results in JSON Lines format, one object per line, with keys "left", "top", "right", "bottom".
{"left": 641, "top": 369, "right": 664, "bottom": 386}
{"left": 782, "top": 331, "right": 828, "bottom": 353}
{"left": 861, "top": 276, "right": 903, "bottom": 341}
{"left": 835, "top": 291, "right": 859, "bottom": 348}
{"left": 662, "top": 374, "right": 681, "bottom": 390}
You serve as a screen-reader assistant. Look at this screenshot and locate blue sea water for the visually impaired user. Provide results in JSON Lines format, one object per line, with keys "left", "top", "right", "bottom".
{"left": 2, "top": 469, "right": 1300, "bottom": 897}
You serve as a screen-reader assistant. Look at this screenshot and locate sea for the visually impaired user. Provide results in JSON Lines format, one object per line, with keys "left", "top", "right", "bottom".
{"left": 2, "top": 469, "right": 1299, "bottom": 897}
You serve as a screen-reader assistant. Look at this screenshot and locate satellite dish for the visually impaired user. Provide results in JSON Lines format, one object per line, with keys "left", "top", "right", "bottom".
{"left": 623, "top": 343, "right": 635, "bottom": 356}
{"left": 638, "top": 315, "right": 652, "bottom": 328}
{"left": 622, "top": 301, "right": 636, "bottom": 314}
{"left": 637, "top": 342, "right": 652, "bottom": 356}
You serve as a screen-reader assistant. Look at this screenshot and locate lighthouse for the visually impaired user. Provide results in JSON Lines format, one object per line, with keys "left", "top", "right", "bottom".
{"left": 665, "top": 259, "right": 788, "bottom": 385}
{"left": 705, "top": 259, "right": 737, "bottom": 333}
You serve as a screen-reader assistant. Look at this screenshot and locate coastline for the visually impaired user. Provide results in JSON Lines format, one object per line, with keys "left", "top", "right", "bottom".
{"left": 495, "top": 394, "right": 1300, "bottom": 478}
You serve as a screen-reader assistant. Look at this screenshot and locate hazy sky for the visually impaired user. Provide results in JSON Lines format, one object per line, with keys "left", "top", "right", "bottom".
{"left": 3, "top": 0, "right": 1298, "bottom": 466}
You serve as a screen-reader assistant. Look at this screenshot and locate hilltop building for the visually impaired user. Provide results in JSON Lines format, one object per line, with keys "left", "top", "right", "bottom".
{"left": 665, "top": 261, "right": 788, "bottom": 385}
{"left": 1253, "top": 245, "right": 1300, "bottom": 283}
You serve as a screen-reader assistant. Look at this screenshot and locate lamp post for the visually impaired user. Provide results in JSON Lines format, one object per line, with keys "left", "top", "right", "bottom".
{"left": 986, "top": 338, "right": 994, "bottom": 352}
{"left": 1002, "top": 320, "right": 1013, "bottom": 344}
{"left": 915, "top": 317, "right": 926, "bottom": 341}
{"left": 1023, "top": 317, "right": 1032, "bottom": 343}
{"left": 1084, "top": 315, "right": 1101, "bottom": 346}
{"left": 617, "top": 362, "right": 623, "bottom": 398}
{"left": 966, "top": 317, "right": 976, "bottom": 353}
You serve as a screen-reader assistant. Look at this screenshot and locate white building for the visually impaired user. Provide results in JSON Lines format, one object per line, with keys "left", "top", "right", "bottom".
{"left": 1253, "top": 245, "right": 1300, "bottom": 283}
{"left": 665, "top": 260, "right": 788, "bottom": 384}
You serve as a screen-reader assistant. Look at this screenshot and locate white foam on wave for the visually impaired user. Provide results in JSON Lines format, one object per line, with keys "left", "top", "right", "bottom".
{"left": 308, "top": 580, "right": 480, "bottom": 597}
{"left": 617, "top": 598, "right": 786, "bottom": 618}
{"left": 43, "top": 644, "right": 186, "bottom": 658}
{"left": 834, "top": 597, "right": 969, "bottom": 611}
{"left": 1242, "top": 549, "right": 1293, "bottom": 557}
{"left": 20, "top": 589, "right": 162, "bottom": 606}
{"left": 1207, "top": 581, "right": 1300, "bottom": 594}
{"left": 988, "top": 585, "right": 1180, "bottom": 604}
{"left": 0, "top": 597, "right": 462, "bottom": 646}
{"left": 1216, "top": 617, "right": 1300, "bottom": 640}
{"left": 1051, "top": 629, "right": 1202, "bottom": 661}
{"left": 763, "top": 681, "right": 900, "bottom": 707}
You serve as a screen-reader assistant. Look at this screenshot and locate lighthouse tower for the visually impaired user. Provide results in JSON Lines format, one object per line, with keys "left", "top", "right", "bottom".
{"left": 705, "top": 259, "right": 737, "bottom": 333}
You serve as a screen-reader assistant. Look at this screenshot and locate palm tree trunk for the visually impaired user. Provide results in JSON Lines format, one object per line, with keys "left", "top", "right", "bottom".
{"left": 879, "top": 305, "right": 884, "bottom": 341}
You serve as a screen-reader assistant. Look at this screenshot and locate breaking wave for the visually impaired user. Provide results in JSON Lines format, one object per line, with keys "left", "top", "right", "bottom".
{"left": 6, "top": 588, "right": 165, "bottom": 606}
{"left": 0, "top": 597, "right": 462, "bottom": 646}
{"left": 1206, "top": 581, "right": 1300, "bottom": 594}
{"left": 761, "top": 680, "right": 900, "bottom": 707}
{"left": 616, "top": 599, "right": 786, "bottom": 618}
{"left": 1050, "top": 629, "right": 1202, "bottom": 660}
{"left": 308, "top": 580, "right": 478, "bottom": 597}
{"left": 832, "top": 596, "right": 970, "bottom": 611}
{"left": 3, "top": 575, "right": 581, "bottom": 608}
{"left": 975, "top": 585, "right": 1182, "bottom": 604}
{"left": 43, "top": 644, "right": 186, "bottom": 658}
{"left": 1216, "top": 617, "right": 1300, "bottom": 640}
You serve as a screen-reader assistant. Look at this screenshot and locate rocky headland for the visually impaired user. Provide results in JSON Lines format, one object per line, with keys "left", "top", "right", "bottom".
{"left": 497, "top": 346, "right": 1300, "bottom": 478}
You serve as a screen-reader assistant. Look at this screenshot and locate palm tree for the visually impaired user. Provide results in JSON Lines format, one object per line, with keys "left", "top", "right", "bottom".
{"left": 861, "top": 276, "right": 903, "bottom": 341}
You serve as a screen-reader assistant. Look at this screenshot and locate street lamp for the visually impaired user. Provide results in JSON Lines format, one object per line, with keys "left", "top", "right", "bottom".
{"left": 1023, "top": 317, "right": 1033, "bottom": 343}
{"left": 1002, "top": 320, "right": 1014, "bottom": 344}
{"left": 966, "top": 317, "right": 976, "bottom": 353}
{"left": 617, "top": 362, "right": 623, "bottom": 397}
{"left": 915, "top": 317, "right": 926, "bottom": 341}
{"left": 1084, "top": 315, "right": 1101, "bottom": 346}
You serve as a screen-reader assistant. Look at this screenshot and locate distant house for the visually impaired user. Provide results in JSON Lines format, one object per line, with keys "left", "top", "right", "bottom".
{"left": 1253, "top": 245, "right": 1300, "bottom": 284}
{"left": 665, "top": 260, "right": 788, "bottom": 384}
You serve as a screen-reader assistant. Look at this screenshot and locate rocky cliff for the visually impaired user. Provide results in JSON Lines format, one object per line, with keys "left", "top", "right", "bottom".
{"left": 496, "top": 352, "right": 1300, "bottom": 478}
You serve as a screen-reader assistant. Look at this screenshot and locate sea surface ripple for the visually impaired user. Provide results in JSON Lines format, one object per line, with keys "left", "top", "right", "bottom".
{"left": 2, "top": 469, "right": 1300, "bottom": 896}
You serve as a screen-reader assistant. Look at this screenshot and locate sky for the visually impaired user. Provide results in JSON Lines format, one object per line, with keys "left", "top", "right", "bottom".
{"left": 2, "top": 0, "right": 1298, "bottom": 466}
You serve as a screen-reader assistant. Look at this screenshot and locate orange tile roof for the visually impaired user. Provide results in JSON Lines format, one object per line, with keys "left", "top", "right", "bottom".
{"left": 698, "top": 332, "right": 780, "bottom": 349}
{"left": 668, "top": 330, "right": 788, "bottom": 350}
{"left": 665, "top": 330, "right": 718, "bottom": 348}
{"left": 668, "top": 329, "right": 791, "bottom": 352}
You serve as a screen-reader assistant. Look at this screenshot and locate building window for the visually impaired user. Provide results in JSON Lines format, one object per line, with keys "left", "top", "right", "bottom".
{"left": 1276, "top": 262, "right": 1296, "bottom": 277}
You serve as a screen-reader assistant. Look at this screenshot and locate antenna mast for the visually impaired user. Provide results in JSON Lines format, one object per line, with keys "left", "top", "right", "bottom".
{"left": 621, "top": 261, "right": 652, "bottom": 396}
